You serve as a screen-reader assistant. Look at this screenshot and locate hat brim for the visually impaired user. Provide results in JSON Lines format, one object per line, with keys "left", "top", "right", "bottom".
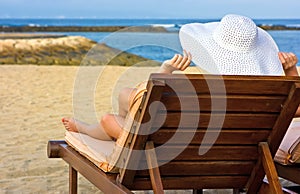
{"left": 179, "top": 22, "right": 284, "bottom": 75}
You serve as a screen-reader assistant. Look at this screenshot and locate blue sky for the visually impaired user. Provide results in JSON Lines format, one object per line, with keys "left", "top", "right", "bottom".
{"left": 1, "top": 0, "right": 300, "bottom": 19}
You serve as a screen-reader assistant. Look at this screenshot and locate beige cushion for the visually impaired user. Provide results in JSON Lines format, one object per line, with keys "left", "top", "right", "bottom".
{"left": 274, "top": 118, "right": 300, "bottom": 165}
{"left": 65, "top": 131, "right": 116, "bottom": 172}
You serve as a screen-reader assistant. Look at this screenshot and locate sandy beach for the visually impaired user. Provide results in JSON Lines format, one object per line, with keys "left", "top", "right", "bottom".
{"left": 0, "top": 64, "right": 208, "bottom": 193}
{"left": 1, "top": 63, "right": 300, "bottom": 193}
{"left": 0, "top": 65, "right": 101, "bottom": 193}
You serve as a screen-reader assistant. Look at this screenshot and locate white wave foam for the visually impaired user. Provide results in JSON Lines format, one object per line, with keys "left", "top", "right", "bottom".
{"left": 28, "top": 23, "right": 41, "bottom": 27}
{"left": 151, "top": 24, "right": 178, "bottom": 28}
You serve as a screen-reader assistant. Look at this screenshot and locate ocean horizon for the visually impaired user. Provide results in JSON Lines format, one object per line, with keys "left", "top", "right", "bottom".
{"left": 1, "top": 18, "right": 300, "bottom": 66}
{"left": 1, "top": 18, "right": 300, "bottom": 27}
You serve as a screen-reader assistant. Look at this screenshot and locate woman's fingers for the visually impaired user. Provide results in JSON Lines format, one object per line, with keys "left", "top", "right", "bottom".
{"left": 278, "top": 52, "right": 285, "bottom": 64}
{"left": 165, "top": 51, "right": 192, "bottom": 71}
{"left": 279, "top": 52, "right": 298, "bottom": 70}
{"left": 178, "top": 50, "right": 192, "bottom": 70}
{"left": 169, "top": 54, "right": 179, "bottom": 64}
{"left": 174, "top": 54, "right": 183, "bottom": 65}
{"left": 289, "top": 52, "right": 298, "bottom": 65}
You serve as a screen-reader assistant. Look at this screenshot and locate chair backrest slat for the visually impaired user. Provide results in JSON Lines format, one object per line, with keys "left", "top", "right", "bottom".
{"left": 152, "top": 112, "right": 278, "bottom": 128}
{"left": 161, "top": 95, "right": 285, "bottom": 112}
{"left": 152, "top": 74, "right": 294, "bottom": 95}
{"left": 150, "top": 129, "right": 270, "bottom": 145}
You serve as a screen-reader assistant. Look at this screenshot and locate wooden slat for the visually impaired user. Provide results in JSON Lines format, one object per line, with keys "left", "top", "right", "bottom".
{"left": 160, "top": 95, "right": 285, "bottom": 112}
{"left": 130, "top": 176, "right": 249, "bottom": 190}
{"left": 153, "top": 145, "right": 258, "bottom": 161}
{"left": 152, "top": 113, "right": 278, "bottom": 128}
{"left": 136, "top": 161, "right": 255, "bottom": 176}
{"left": 149, "top": 129, "right": 271, "bottom": 145}
{"left": 149, "top": 74, "right": 297, "bottom": 95}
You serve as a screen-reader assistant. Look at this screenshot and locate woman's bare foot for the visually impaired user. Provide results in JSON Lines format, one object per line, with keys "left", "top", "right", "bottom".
{"left": 62, "top": 117, "right": 80, "bottom": 133}
{"left": 61, "top": 117, "right": 116, "bottom": 141}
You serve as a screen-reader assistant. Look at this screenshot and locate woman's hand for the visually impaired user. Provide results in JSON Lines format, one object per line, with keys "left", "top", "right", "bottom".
{"left": 278, "top": 52, "right": 299, "bottom": 76}
{"left": 159, "top": 50, "right": 192, "bottom": 74}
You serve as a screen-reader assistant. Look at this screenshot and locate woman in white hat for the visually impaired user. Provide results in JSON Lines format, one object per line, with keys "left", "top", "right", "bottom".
{"left": 63, "top": 14, "right": 299, "bottom": 141}
{"left": 179, "top": 14, "right": 299, "bottom": 116}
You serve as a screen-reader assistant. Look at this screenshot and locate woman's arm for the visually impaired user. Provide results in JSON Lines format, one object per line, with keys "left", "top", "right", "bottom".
{"left": 278, "top": 52, "right": 300, "bottom": 117}
{"left": 158, "top": 50, "right": 192, "bottom": 74}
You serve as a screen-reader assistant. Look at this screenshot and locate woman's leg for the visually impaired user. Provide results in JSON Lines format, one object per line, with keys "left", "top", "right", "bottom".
{"left": 62, "top": 117, "right": 114, "bottom": 141}
{"left": 101, "top": 114, "right": 125, "bottom": 139}
{"left": 118, "top": 87, "right": 137, "bottom": 117}
{"left": 62, "top": 87, "right": 135, "bottom": 140}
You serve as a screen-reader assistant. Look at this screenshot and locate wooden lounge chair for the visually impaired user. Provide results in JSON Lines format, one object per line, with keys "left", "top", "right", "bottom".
{"left": 48, "top": 74, "right": 300, "bottom": 194}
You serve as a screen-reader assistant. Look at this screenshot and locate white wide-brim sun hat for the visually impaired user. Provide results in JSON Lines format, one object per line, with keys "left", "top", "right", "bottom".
{"left": 179, "top": 14, "right": 284, "bottom": 75}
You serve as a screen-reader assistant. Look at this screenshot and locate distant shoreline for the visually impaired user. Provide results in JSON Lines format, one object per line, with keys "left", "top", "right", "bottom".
{"left": 258, "top": 25, "right": 300, "bottom": 31}
{"left": 0, "top": 26, "right": 168, "bottom": 33}
{"left": 0, "top": 33, "right": 66, "bottom": 39}
{"left": 0, "top": 25, "right": 300, "bottom": 33}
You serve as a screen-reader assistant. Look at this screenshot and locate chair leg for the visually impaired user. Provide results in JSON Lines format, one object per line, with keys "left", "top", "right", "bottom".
{"left": 193, "top": 189, "right": 203, "bottom": 194}
{"left": 69, "top": 165, "right": 78, "bottom": 194}
{"left": 145, "top": 141, "right": 164, "bottom": 194}
{"left": 259, "top": 142, "right": 283, "bottom": 194}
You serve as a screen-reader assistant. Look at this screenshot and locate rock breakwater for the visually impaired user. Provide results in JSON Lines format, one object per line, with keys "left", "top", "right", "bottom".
{"left": 0, "top": 35, "right": 160, "bottom": 66}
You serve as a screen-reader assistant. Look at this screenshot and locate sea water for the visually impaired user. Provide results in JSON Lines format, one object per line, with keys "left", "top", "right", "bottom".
{"left": 1, "top": 18, "right": 299, "bottom": 65}
{"left": 62, "top": 30, "right": 300, "bottom": 66}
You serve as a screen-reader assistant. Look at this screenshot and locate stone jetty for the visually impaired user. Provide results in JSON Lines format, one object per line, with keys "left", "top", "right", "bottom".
{"left": 0, "top": 34, "right": 160, "bottom": 66}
